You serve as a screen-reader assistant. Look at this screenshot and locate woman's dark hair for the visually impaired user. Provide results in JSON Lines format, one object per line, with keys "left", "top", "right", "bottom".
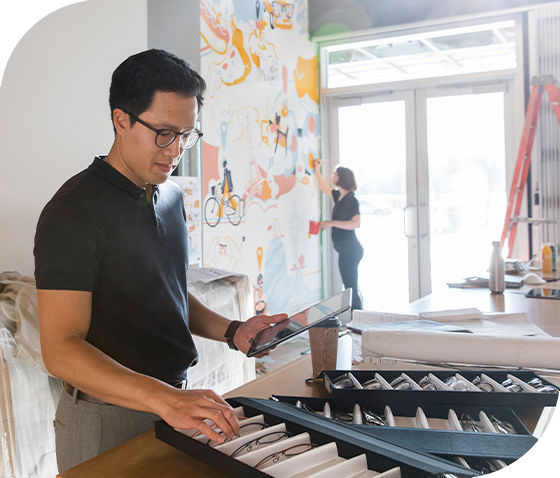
{"left": 334, "top": 165, "right": 357, "bottom": 191}
{"left": 109, "top": 49, "right": 206, "bottom": 132}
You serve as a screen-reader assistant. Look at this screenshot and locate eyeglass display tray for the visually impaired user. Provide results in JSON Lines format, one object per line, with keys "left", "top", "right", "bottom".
{"left": 271, "top": 395, "right": 537, "bottom": 461}
{"left": 155, "top": 396, "right": 482, "bottom": 477}
{"left": 322, "top": 369, "right": 559, "bottom": 408}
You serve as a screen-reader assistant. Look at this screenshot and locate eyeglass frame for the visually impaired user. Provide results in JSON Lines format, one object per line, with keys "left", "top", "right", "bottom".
{"left": 271, "top": 1, "right": 294, "bottom": 19}
{"left": 120, "top": 108, "right": 203, "bottom": 149}
{"left": 205, "top": 421, "right": 270, "bottom": 445}
{"left": 254, "top": 442, "right": 318, "bottom": 469}
{"left": 230, "top": 430, "right": 293, "bottom": 457}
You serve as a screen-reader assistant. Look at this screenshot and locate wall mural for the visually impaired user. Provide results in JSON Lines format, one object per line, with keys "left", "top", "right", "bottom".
{"left": 200, "top": 0, "right": 322, "bottom": 316}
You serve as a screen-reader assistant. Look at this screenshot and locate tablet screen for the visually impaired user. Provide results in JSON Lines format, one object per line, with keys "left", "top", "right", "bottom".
{"left": 246, "top": 289, "right": 352, "bottom": 357}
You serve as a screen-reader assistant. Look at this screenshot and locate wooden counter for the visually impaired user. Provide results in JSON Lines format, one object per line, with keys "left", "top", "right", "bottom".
{"left": 59, "top": 286, "right": 560, "bottom": 478}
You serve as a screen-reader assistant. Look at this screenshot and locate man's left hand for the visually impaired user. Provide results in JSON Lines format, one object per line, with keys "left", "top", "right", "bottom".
{"left": 233, "top": 313, "right": 289, "bottom": 357}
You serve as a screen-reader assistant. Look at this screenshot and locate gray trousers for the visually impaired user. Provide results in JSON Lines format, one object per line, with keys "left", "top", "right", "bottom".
{"left": 55, "top": 388, "right": 160, "bottom": 473}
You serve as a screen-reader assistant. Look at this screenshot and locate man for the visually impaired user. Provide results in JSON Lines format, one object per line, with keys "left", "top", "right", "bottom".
{"left": 34, "top": 49, "right": 287, "bottom": 472}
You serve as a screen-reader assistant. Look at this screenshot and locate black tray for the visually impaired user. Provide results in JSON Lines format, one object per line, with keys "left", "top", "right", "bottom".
{"left": 322, "top": 369, "right": 559, "bottom": 408}
{"left": 155, "top": 396, "right": 482, "bottom": 477}
{"left": 272, "top": 395, "right": 538, "bottom": 460}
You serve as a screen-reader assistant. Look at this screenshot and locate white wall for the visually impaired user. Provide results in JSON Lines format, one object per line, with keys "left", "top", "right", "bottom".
{"left": 0, "top": 0, "right": 147, "bottom": 276}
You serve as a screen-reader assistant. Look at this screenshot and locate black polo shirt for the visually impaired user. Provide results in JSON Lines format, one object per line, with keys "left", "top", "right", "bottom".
{"left": 331, "top": 189, "right": 361, "bottom": 250}
{"left": 34, "top": 156, "right": 198, "bottom": 385}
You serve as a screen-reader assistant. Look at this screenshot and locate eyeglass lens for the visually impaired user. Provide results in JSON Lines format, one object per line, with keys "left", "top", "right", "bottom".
{"left": 156, "top": 130, "right": 201, "bottom": 149}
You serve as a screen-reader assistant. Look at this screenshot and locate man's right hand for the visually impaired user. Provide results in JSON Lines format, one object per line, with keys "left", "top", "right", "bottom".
{"left": 158, "top": 387, "right": 239, "bottom": 443}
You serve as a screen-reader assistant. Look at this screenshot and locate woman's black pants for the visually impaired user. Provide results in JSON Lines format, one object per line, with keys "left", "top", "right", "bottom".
{"left": 336, "top": 241, "right": 364, "bottom": 310}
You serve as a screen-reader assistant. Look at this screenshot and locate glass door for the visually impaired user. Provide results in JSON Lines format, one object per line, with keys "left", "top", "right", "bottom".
{"left": 417, "top": 83, "right": 510, "bottom": 292}
{"left": 325, "top": 81, "right": 511, "bottom": 308}
{"left": 327, "top": 91, "right": 419, "bottom": 310}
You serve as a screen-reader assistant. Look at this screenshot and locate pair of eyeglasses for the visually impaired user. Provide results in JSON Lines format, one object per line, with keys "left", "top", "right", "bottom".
{"left": 230, "top": 431, "right": 293, "bottom": 457}
{"left": 459, "top": 413, "right": 484, "bottom": 433}
{"left": 363, "top": 409, "right": 388, "bottom": 427}
{"left": 205, "top": 421, "right": 269, "bottom": 445}
{"left": 489, "top": 414, "right": 516, "bottom": 435}
{"left": 472, "top": 376, "right": 494, "bottom": 392}
{"left": 331, "top": 372, "right": 362, "bottom": 390}
{"left": 271, "top": 1, "right": 293, "bottom": 19}
{"left": 502, "top": 378, "right": 523, "bottom": 393}
{"left": 527, "top": 377, "right": 558, "bottom": 394}
{"left": 389, "top": 375, "right": 412, "bottom": 391}
{"left": 254, "top": 443, "right": 318, "bottom": 469}
{"left": 419, "top": 376, "right": 437, "bottom": 391}
{"left": 445, "top": 376, "right": 468, "bottom": 391}
{"left": 362, "top": 378, "right": 382, "bottom": 390}
{"left": 121, "top": 109, "right": 203, "bottom": 149}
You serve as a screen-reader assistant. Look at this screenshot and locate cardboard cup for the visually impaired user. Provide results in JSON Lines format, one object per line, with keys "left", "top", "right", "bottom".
{"left": 309, "top": 318, "right": 341, "bottom": 377}
{"left": 309, "top": 220, "right": 320, "bottom": 235}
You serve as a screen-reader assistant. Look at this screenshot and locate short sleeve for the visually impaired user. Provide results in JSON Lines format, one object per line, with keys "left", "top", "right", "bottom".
{"left": 34, "top": 195, "right": 102, "bottom": 291}
{"left": 350, "top": 196, "right": 360, "bottom": 216}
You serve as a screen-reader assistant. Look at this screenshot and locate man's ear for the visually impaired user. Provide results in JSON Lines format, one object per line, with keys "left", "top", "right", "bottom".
{"left": 112, "top": 108, "right": 129, "bottom": 136}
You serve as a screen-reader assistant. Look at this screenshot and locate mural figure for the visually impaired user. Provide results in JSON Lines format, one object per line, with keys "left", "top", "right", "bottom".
{"left": 221, "top": 159, "right": 234, "bottom": 198}
{"left": 204, "top": 236, "right": 243, "bottom": 272}
{"left": 271, "top": 111, "right": 289, "bottom": 155}
{"left": 264, "top": 0, "right": 294, "bottom": 30}
{"left": 254, "top": 273, "right": 269, "bottom": 315}
{"left": 204, "top": 161, "right": 245, "bottom": 227}
{"left": 208, "top": 19, "right": 252, "bottom": 97}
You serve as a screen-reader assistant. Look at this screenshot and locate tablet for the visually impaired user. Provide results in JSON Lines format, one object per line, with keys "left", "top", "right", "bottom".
{"left": 246, "top": 289, "right": 352, "bottom": 358}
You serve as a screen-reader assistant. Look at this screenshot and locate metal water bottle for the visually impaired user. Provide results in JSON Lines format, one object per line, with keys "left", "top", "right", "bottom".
{"left": 489, "top": 241, "right": 505, "bottom": 294}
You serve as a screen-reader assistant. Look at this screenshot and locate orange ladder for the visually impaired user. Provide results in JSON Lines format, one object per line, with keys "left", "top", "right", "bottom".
{"left": 501, "top": 75, "right": 560, "bottom": 257}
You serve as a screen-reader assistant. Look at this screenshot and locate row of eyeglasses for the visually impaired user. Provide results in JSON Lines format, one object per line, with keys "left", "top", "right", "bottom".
{"left": 294, "top": 400, "right": 517, "bottom": 435}
{"left": 331, "top": 371, "right": 558, "bottom": 393}
{"left": 294, "top": 400, "right": 513, "bottom": 475}
{"left": 177, "top": 406, "right": 402, "bottom": 478}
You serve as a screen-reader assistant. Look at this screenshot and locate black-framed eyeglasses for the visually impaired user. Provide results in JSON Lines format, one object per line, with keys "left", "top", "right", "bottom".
{"left": 272, "top": 1, "right": 294, "bottom": 19}
{"left": 230, "top": 431, "right": 292, "bottom": 457}
{"left": 254, "top": 442, "right": 318, "bottom": 469}
{"left": 121, "top": 109, "right": 203, "bottom": 149}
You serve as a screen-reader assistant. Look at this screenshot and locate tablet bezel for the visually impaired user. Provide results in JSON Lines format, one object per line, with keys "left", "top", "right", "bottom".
{"left": 246, "top": 289, "right": 352, "bottom": 358}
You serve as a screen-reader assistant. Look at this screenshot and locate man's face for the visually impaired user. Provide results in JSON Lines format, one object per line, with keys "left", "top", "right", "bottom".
{"left": 113, "top": 91, "right": 198, "bottom": 189}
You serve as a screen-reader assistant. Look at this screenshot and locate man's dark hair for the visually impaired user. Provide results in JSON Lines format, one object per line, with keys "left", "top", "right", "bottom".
{"left": 335, "top": 165, "right": 357, "bottom": 192}
{"left": 109, "top": 49, "right": 206, "bottom": 132}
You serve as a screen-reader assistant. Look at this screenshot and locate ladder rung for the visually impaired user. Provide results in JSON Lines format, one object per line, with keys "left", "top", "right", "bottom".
{"left": 513, "top": 217, "right": 560, "bottom": 224}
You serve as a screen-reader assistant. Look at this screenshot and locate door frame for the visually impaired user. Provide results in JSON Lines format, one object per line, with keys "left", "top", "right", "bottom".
{"left": 321, "top": 70, "right": 522, "bottom": 302}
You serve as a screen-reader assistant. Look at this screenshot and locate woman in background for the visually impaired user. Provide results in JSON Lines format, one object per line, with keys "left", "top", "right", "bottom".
{"left": 313, "top": 159, "right": 364, "bottom": 310}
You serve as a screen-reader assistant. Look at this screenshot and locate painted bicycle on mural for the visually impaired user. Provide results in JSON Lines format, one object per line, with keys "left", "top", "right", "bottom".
{"left": 204, "top": 181, "right": 245, "bottom": 227}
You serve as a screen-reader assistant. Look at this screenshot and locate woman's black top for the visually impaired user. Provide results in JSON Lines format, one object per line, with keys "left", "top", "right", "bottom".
{"left": 331, "top": 189, "right": 361, "bottom": 251}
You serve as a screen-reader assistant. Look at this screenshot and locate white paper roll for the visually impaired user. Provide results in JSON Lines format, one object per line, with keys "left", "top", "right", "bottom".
{"left": 361, "top": 329, "right": 560, "bottom": 369}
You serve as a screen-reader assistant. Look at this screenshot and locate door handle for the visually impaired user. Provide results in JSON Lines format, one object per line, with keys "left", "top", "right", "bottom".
{"left": 403, "top": 206, "right": 416, "bottom": 238}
